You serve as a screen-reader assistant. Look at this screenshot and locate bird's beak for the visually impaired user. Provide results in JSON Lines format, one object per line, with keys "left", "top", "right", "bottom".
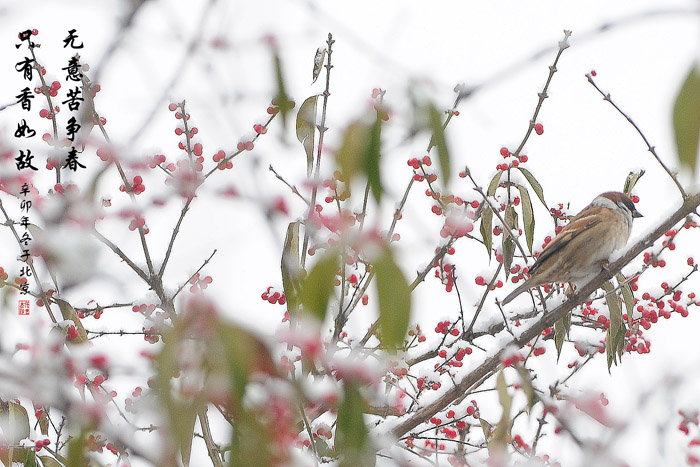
{"left": 632, "top": 208, "right": 643, "bottom": 218}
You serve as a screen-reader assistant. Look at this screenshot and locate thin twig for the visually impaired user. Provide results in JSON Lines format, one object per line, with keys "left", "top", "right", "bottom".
{"left": 586, "top": 73, "right": 687, "bottom": 199}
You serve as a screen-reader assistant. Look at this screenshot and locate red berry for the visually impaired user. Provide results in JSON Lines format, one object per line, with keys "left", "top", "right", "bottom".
{"left": 534, "top": 123, "right": 544, "bottom": 135}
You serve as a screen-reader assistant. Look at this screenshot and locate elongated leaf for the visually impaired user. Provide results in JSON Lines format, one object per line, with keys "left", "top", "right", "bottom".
{"left": 515, "top": 184, "right": 535, "bottom": 253}
{"left": 602, "top": 280, "right": 624, "bottom": 370}
{"left": 273, "top": 51, "right": 290, "bottom": 129}
{"left": 480, "top": 206, "right": 493, "bottom": 259}
{"left": 427, "top": 103, "right": 451, "bottom": 184}
{"left": 39, "top": 456, "right": 63, "bottom": 467}
{"left": 335, "top": 115, "right": 384, "bottom": 203}
{"left": 673, "top": 65, "right": 700, "bottom": 173}
{"left": 336, "top": 383, "right": 370, "bottom": 466}
{"left": 337, "top": 118, "right": 383, "bottom": 201}
{"left": 502, "top": 207, "right": 517, "bottom": 278}
{"left": 67, "top": 428, "right": 88, "bottom": 467}
{"left": 55, "top": 298, "right": 87, "bottom": 344}
{"left": 487, "top": 171, "right": 501, "bottom": 197}
{"left": 623, "top": 170, "right": 645, "bottom": 196}
{"left": 366, "top": 116, "right": 383, "bottom": 203}
{"left": 489, "top": 372, "right": 512, "bottom": 456}
{"left": 0, "top": 400, "right": 31, "bottom": 464}
{"left": 312, "top": 48, "right": 326, "bottom": 84}
{"left": 337, "top": 121, "right": 368, "bottom": 185}
{"left": 515, "top": 365, "right": 536, "bottom": 409}
{"left": 38, "top": 410, "right": 48, "bottom": 436}
{"left": 480, "top": 418, "right": 494, "bottom": 443}
{"left": 516, "top": 167, "right": 546, "bottom": 208}
{"left": 554, "top": 314, "right": 571, "bottom": 359}
{"left": 300, "top": 249, "right": 338, "bottom": 322}
{"left": 281, "top": 221, "right": 302, "bottom": 316}
{"left": 617, "top": 272, "right": 635, "bottom": 325}
{"left": 179, "top": 406, "right": 198, "bottom": 466}
{"left": 296, "top": 96, "right": 318, "bottom": 177}
{"left": 374, "top": 249, "right": 411, "bottom": 351}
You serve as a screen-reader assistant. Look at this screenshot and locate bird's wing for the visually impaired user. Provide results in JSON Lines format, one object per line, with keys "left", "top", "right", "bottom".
{"left": 529, "top": 210, "right": 602, "bottom": 276}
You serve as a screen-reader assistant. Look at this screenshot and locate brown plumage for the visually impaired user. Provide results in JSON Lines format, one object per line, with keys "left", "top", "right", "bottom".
{"left": 501, "top": 192, "right": 642, "bottom": 305}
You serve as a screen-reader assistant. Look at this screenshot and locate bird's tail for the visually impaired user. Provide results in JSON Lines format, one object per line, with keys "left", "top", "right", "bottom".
{"left": 501, "top": 280, "right": 533, "bottom": 305}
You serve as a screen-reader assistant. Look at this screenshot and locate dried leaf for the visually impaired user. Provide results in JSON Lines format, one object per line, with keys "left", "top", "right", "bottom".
{"left": 55, "top": 298, "right": 88, "bottom": 344}
{"left": 39, "top": 409, "right": 49, "bottom": 436}
{"left": 623, "top": 170, "right": 645, "bottom": 196}
{"left": 489, "top": 372, "right": 512, "bottom": 456}
{"left": 296, "top": 96, "right": 318, "bottom": 177}
{"left": 515, "top": 365, "right": 536, "bottom": 409}
{"left": 312, "top": 47, "right": 326, "bottom": 84}
{"left": 674, "top": 64, "right": 700, "bottom": 173}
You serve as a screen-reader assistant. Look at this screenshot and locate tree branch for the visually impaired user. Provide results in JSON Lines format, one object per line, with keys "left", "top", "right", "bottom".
{"left": 390, "top": 192, "right": 700, "bottom": 439}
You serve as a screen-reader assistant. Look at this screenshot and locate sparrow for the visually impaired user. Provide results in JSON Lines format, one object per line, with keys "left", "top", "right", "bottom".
{"left": 501, "top": 191, "right": 642, "bottom": 305}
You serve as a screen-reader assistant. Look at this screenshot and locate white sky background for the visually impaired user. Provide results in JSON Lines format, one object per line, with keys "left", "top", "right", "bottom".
{"left": 1, "top": 0, "right": 700, "bottom": 466}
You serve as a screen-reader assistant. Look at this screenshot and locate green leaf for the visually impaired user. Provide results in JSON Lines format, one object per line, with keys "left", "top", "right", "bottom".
{"left": 617, "top": 272, "right": 635, "bottom": 325}
{"left": 480, "top": 206, "right": 493, "bottom": 259}
{"left": 281, "top": 221, "right": 302, "bottom": 316}
{"left": 312, "top": 47, "right": 326, "bottom": 84}
{"left": 67, "top": 428, "right": 88, "bottom": 467}
{"left": 374, "top": 249, "right": 411, "bottom": 351}
{"left": 336, "top": 383, "right": 370, "bottom": 467}
{"left": 554, "top": 314, "right": 571, "bottom": 359}
{"left": 502, "top": 207, "right": 517, "bottom": 278}
{"left": 366, "top": 116, "right": 383, "bottom": 203}
{"left": 673, "top": 64, "right": 700, "bottom": 173}
{"left": 487, "top": 171, "right": 501, "bottom": 197}
{"left": 516, "top": 167, "right": 546, "bottom": 208}
{"left": 623, "top": 170, "right": 645, "bottom": 196}
{"left": 337, "top": 121, "right": 368, "bottom": 184}
{"left": 296, "top": 96, "right": 318, "bottom": 177}
{"left": 602, "top": 280, "right": 625, "bottom": 370}
{"left": 515, "top": 184, "right": 535, "bottom": 253}
{"left": 39, "top": 456, "right": 63, "bottom": 467}
{"left": 300, "top": 249, "right": 338, "bottom": 322}
{"left": 25, "top": 450, "right": 36, "bottom": 467}
{"left": 337, "top": 118, "right": 383, "bottom": 202}
{"left": 272, "top": 51, "right": 291, "bottom": 129}
{"left": 179, "top": 406, "right": 198, "bottom": 466}
{"left": 427, "top": 103, "right": 451, "bottom": 184}
{"left": 55, "top": 298, "right": 88, "bottom": 344}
